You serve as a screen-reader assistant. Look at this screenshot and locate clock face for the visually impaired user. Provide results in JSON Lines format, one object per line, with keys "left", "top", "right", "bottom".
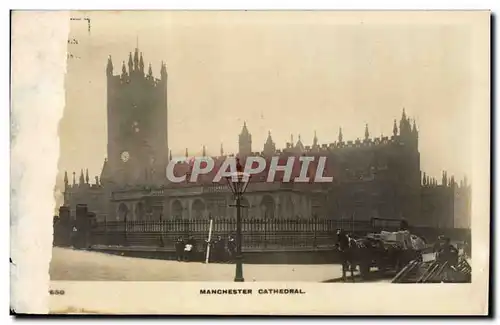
{"left": 121, "top": 151, "right": 130, "bottom": 163}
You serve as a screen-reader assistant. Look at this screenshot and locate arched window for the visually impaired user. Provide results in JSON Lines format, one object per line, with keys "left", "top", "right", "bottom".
{"left": 260, "top": 195, "right": 275, "bottom": 219}
{"left": 117, "top": 203, "right": 129, "bottom": 221}
{"left": 171, "top": 200, "right": 183, "bottom": 219}
{"left": 192, "top": 199, "right": 206, "bottom": 219}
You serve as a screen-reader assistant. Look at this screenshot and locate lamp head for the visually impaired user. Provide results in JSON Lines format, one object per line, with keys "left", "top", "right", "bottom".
{"left": 225, "top": 157, "right": 251, "bottom": 195}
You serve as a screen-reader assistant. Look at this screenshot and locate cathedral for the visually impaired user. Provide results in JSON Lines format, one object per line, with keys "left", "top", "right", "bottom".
{"left": 62, "top": 49, "right": 471, "bottom": 229}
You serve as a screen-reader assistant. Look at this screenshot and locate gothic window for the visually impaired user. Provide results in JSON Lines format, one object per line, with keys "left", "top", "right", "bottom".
{"left": 207, "top": 197, "right": 226, "bottom": 217}
{"left": 171, "top": 200, "right": 183, "bottom": 219}
{"left": 260, "top": 195, "right": 275, "bottom": 219}
{"left": 117, "top": 203, "right": 129, "bottom": 221}
{"left": 192, "top": 199, "right": 206, "bottom": 219}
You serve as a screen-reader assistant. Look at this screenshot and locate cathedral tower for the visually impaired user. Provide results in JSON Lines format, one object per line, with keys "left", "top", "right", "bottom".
{"left": 106, "top": 49, "right": 169, "bottom": 185}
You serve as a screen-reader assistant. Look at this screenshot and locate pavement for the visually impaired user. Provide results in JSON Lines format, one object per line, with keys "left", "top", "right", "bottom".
{"left": 50, "top": 247, "right": 352, "bottom": 282}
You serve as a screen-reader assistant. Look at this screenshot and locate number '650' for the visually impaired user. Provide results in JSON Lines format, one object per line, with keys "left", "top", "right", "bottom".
{"left": 49, "top": 290, "right": 65, "bottom": 295}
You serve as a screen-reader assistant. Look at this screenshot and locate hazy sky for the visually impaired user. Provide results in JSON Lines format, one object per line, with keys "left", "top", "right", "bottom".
{"left": 59, "top": 11, "right": 478, "bottom": 185}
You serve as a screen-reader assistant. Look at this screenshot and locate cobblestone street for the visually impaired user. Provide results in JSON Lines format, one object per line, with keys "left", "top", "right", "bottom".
{"left": 50, "top": 247, "right": 347, "bottom": 282}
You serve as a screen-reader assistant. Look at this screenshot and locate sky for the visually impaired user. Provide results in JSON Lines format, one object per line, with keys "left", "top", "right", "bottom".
{"left": 58, "top": 11, "right": 480, "bottom": 188}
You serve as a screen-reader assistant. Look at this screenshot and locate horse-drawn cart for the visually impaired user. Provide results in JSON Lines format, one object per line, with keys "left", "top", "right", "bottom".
{"left": 337, "top": 228, "right": 426, "bottom": 280}
{"left": 357, "top": 232, "right": 425, "bottom": 277}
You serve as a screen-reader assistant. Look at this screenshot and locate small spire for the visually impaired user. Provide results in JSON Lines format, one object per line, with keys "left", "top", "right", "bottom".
{"left": 338, "top": 127, "right": 343, "bottom": 143}
{"left": 128, "top": 52, "right": 133, "bottom": 71}
{"left": 313, "top": 130, "right": 318, "bottom": 146}
{"left": 169, "top": 150, "right": 172, "bottom": 161}
{"left": 402, "top": 108, "right": 407, "bottom": 121}
{"left": 202, "top": 145, "right": 206, "bottom": 157}
{"left": 139, "top": 52, "right": 144, "bottom": 73}
{"left": 160, "top": 60, "right": 167, "bottom": 79}
{"left": 85, "top": 169, "right": 89, "bottom": 184}
{"left": 220, "top": 143, "right": 224, "bottom": 156}
{"left": 79, "top": 169, "right": 85, "bottom": 185}
{"left": 148, "top": 63, "right": 153, "bottom": 77}
{"left": 393, "top": 119, "right": 398, "bottom": 136}
{"left": 291, "top": 134, "right": 294, "bottom": 145}
{"left": 122, "top": 61, "right": 127, "bottom": 76}
{"left": 133, "top": 48, "right": 139, "bottom": 70}
{"left": 364, "top": 123, "right": 369, "bottom": 140}
{"left": 72, "top": 171, "right": 76, "bottom": 186}
{"left": 185, "top": 148, "right": 189, "bottom": 158}
{"left": 95, "top": 176, "right": 99, "bottom": 186}
{"left": 241, "top": 122, "right": 249, "bottom": 136}
{"left": 64, "top": 171, "right": 68, "bottom": 185}
{"left": 106, "top": 55, "right": 113, "bottom": 75}
{"left": 412, "top": 119, "right": 418, "bottom": 133}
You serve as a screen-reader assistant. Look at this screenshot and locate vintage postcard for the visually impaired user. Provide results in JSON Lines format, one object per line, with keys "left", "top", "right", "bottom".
{"left": 11, "top": 10, "right": 490, "bottom": 315}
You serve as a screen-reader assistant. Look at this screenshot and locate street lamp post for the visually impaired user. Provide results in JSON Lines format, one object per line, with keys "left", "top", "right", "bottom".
{"left": 225, "top": 158, "right": 251, "bottom": 282}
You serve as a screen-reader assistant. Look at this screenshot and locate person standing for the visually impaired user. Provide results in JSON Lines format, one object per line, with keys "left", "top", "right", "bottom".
{"left": 71, "top": 225, "right": 78, "bottom": 248}
{"left": 214, "top": 236, "right": 226, "bottom": 263}
{"left": 227, "top": 235, "right": 236, "bottom": 263}
{"left": 185, "top": 236, "right": 197, "bottom": 262}
{"left": 175, "top": 236, "right": 185, "bottom": 261}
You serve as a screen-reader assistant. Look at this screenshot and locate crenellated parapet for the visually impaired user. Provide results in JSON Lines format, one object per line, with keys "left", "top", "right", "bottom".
{"left": 171, "top": 109, "right": 418, "bottom": 162}
{"left": 250, "top": 108, "right": 420, "bottom": 157}
{"left": 107, "top": 48, "right": 166, "bottom": 86}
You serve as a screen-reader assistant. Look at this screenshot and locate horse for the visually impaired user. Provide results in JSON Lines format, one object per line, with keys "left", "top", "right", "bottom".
{"left": 336, "top": 231, "right": 369, "bottom": 282}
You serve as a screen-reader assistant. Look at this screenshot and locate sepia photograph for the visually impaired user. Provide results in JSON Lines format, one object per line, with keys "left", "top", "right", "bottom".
{"left": 10, "top": 9, "right": 490, "bottom": 315}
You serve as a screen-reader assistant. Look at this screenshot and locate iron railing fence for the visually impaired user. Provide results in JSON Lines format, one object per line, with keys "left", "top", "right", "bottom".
{"left": 80, "top": 217, "right": 470, "bottom": 250}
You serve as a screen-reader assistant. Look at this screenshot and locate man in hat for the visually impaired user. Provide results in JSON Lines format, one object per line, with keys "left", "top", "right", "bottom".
{"left": 184, "top": 235, "right": 197, "bottom": 262}
{"left": 175, "top": 236, "right": 185, "bottom": 261}
{"left": 436, "top": 236, "right": 459, "bottom": 266}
